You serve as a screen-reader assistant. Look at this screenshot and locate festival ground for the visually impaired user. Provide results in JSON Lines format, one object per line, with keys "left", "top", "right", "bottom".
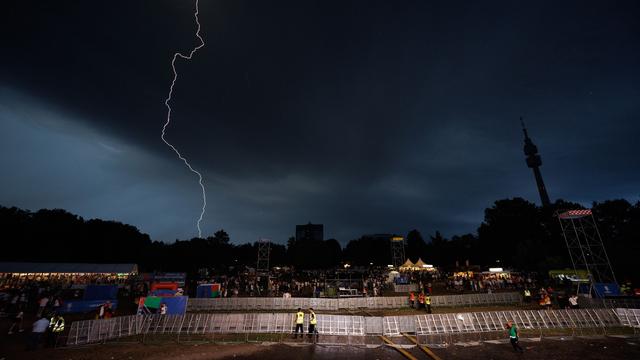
{"left": 1, "top": 336, "right": 639, "bottom": 360}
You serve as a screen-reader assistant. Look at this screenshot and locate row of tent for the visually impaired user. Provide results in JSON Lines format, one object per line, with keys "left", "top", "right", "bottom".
{"left": 399, "top": 258, "right": 433, "bottom": 271}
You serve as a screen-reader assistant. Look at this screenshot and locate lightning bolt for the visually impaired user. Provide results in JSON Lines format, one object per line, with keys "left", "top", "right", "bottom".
{"left": 161, "top": 0, "right": 206, "bottom": 238}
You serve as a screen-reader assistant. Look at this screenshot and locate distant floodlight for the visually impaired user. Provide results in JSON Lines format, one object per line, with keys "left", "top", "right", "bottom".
{"left": 489, "top": 267, "right": 503, "bottom": 272}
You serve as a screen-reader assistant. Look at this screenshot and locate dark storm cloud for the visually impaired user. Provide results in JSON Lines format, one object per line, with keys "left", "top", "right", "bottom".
{"left": 1, "top": 1, "right": 639, "bottom": 243}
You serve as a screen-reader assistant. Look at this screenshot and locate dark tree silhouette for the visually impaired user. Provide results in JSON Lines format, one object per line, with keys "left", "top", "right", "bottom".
{"left": 1, "top": 200, "right": 638, "bottom": 282}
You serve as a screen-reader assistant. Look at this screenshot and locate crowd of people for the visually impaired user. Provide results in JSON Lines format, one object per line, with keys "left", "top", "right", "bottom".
{"left": 1, "top": 266, "right": 636, "bottom": 353}
{"left": 444, "top": 271, "right": 539, "bottom": 293}
{"left": 200, "top": 267, "right": 393, "bottom": 298}
{"left": 0, "top": 274, "right": 129, "bottom": 350}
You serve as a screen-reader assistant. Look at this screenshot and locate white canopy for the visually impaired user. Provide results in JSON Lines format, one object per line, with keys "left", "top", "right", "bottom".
{"left": 400, "top": 259, "right": 415, "bottom": 268}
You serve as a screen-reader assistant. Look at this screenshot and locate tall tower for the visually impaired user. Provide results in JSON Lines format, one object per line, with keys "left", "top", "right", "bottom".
{"left": 390, "top": 236, "right": 406, "bottom": 268}
{"left": 521, "top": 118, "right": 551, "bottom": 207}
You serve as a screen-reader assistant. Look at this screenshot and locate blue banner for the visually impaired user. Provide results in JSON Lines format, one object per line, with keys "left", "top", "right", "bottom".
{"left": 160, "top": 296, "right": 188, "bottom": 315}
{"left": 593, "top": 283, "right": 621, "bottom": 298}
{"left": 84, "top": 285, "right": 119, "bottom": 300}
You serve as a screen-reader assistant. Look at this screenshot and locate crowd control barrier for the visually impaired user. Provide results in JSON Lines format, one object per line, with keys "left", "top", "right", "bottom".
{"left": 186, "top": 292, "right": 522, "bottom": 312}
{"left": 67, "top": 307, "right": 633, "bottom": 346}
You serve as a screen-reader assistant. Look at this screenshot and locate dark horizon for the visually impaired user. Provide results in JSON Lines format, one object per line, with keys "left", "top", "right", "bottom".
{"left": 1, "top": 0, "right": 639, "bottom": 244}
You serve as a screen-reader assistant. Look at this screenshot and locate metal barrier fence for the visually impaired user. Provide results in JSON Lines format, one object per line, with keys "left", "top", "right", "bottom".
{"left": 414, "top": 308, "right": 624, "bottom": 346}
{"left": 67, "top": 313, "right": 365, "bottom": 346}
{"left": 68, "top": 307, "right": 631, "bottom": 346}
{"left": 186, "top": 292, "right": 522, "bottom": 312}
{"left": 415, "top": 308, "right": 620, "bottom": 335}
{"left": 579, "top": 297, "right": 640, "bottom": 309}
{"left": 615, "top": 308, "right": 640, "bottom": 328}
{"left": 393, "top": 284, "right": 419, "bottom": 293}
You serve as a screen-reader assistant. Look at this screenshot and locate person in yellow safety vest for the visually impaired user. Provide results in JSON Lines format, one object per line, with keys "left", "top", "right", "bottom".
{"left": 425, "top": 294, "right": 432, "bottom": 314}
{"left": 418, "top": 292, "right": 425, "bottom": 309}
{"left": 409, "top": 292, "right": 416, "bottom": 308}
{"left": 294, "top": 307, "right": 304, "bottom": 338}
{"left": 524, "top": 289, "right": 531, "bottom": 303}
{"left": 308, "top": 307, "right": 318, "bottom": 339}
{"left": 47, "top": 313, "right": 65, "bottom": 348}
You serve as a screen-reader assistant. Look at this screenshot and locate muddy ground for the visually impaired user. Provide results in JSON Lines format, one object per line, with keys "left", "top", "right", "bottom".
{"left": 2, "top": 336, "right": 638, "bottom": 360}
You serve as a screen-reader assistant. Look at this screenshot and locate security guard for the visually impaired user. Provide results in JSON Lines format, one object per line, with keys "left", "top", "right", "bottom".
{"left": 308, "top": 307, "right": 318, "bottom": 339}
{"left": 524, "top": 289, "right": 531, "bottom": 302}
{"left": 418, "top": 292, "right": 425, "bottom": 310}
{"left": 409, "top": 292, "right": 416, "bottom": 308}
{"left": 47, "top": 312, "right": 65, "bottom": 348}
{"left": 425, "top": 294, "right": 432, "bottom": 314}
{"left": 294, "top": 307, "right": 304, "bottom": 338}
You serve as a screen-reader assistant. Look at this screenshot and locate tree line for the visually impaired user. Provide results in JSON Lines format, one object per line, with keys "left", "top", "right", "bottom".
{"left": 1, "top": 197, "right": 638, "bottom": 282}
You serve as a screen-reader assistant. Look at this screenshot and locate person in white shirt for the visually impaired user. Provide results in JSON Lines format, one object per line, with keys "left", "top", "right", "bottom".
{"left": 160, "top": 303, "right": 168, "bottom": 315}
{"left": 27, "top": 316, "right": 50, "bottom": 350}
{"left": 569, "top": 295, "right": 579, "bottom": 309}
{"left": 37, "top": 296, "right": 49, "bottom": 317}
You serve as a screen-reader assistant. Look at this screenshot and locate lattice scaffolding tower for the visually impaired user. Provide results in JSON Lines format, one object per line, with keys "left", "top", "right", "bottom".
{"left": 557, "top": 209, "right": 617, "bottom": 286}
{"left": 390, "top": 236, "right": 405, "bottom": 268}
{"left": 256, "top": 238, "right": 271, "bottom": 274}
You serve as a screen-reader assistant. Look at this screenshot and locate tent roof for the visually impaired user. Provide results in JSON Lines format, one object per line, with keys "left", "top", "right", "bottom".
{"left": 0, "top": 262, "right": 138, "bottom": 274}
{"left": 414, "top": 258, "right": 427, "bottom": 267}
{"left": 400, "top": 259, "right": 414, "bottom": 268}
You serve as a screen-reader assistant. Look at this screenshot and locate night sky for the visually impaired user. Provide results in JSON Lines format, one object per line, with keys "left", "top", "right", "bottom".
{"left": 1, "top": 0, "right": 639, "bottom": 244}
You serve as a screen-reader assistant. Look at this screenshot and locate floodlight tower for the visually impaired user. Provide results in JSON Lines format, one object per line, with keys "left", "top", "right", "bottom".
{"left": 557, "top": 209, "right": 618, "bottom": 292}
{"left": 390, "top": 236, "right": 406, "bottom": 268}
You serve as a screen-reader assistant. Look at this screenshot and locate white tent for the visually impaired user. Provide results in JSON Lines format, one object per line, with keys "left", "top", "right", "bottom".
{"left": 414, "top": 258, "right": 427, "bottom": 268}
{"left": 400, "top": 259, "right": 415, "bottom": 269}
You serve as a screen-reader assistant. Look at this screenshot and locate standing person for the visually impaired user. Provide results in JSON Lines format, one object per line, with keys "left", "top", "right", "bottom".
{"left": 542, "top": 294, "right": 552, "bottom": 310}
{"left": 294, "top": 308, "right": 304, "bottom": 339}
{"left": 19, "top": 292, "right": 28, "bottom": 311}
{"left": 47, "top": 312, "right": 65, "bottom": 348}
{"left": 98, "top": 301, "right": 112, "bottom": 319}
{"left": 409, "top": 292, "right": 415, "bottom": 309}
{"left": 52, "top": 297, "right": 62, "bottom": 312}
{"left": 425, "top": 294, "right": 432, "bottom": 314}
{"left": 308, "top": 308, "right": 318, "bottom": 340}
{"left": 27, "top": 315, "right": 50, "bottom": 350}
{"left": 104, "top": 302, "right": 114, "bottom": 319}
{"left": 505, "top": 320, "right": 524, "bottom": 353}
{"left": 98, "top": 302, "right": 106, "bottom": 319}
{"left": 160, "top": 303, "right": 168, "bottom": 315}
{"left": 8, "top": 311, "right": 24, "bottom": 335}
{"left": 9, "top": 293, "right": 19, "bottom": 313}
{"left": 418, "top": 292, "right": 425, "bottom": 310}
{"left": 37, "top": 295, "right": 49, "bottom": 317}
{"left": 524, "top": 288, "right": 531, "bottom": 303}
{"left": 569, "top": 294, "right": 579, "bottom": 309}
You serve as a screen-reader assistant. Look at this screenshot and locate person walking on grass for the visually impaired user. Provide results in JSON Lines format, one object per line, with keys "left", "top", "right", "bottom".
{"left": 506, "top": 320, "right": 524, "bottom": 353}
